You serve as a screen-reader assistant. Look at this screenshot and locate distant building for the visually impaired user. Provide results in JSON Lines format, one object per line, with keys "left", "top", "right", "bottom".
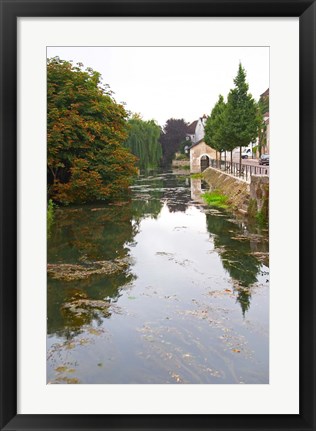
{"left": 186, "top": 120, "right": 198, "bottom": 143}
{"left": 186, "top": 114, "right": 208, "bottom": 144}
{"left": 189, "top": 140, "right": 216, "bottom": 173}
{"left": 263, "top": 111, "right": 270, "bottom": 154}
{"left": 259, "top": 88, "right": 270, "bottom": 155}
{"left": 260, "top": 88, "right": 269, "bottom": 100}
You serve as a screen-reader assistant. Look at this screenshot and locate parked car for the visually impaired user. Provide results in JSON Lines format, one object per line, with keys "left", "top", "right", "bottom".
{"left": 241, "top": 148, "right": 252, "bottom": 159}
{"left": 259, "top": 154, "right": 269, "bottom": 165}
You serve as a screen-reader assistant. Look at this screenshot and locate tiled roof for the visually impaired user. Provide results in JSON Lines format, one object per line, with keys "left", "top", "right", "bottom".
{"left": 188, "top": 138, "right": 206, "bottom": 149}
{"left": 187, "top": 120, "right": 198, "bottom": 134}
{"left": 260, "top": 88, "right": 269, "bottom": 98}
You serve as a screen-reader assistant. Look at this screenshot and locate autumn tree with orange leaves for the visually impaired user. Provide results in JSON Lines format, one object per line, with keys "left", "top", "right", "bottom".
{"left": 47, "top": 57, "right": 137, "bottom": 204}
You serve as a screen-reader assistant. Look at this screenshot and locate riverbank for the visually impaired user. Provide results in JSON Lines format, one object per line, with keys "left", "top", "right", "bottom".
{"left": 202, "top": 166, "right": 269, "bottom": 221}
{"left": 202, "top": 167, "right": 249, "bottom": 213}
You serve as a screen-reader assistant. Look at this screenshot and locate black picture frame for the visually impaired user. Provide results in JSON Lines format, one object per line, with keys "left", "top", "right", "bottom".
{"left": 0, "top": 0, "right": 315, "bottom": 430}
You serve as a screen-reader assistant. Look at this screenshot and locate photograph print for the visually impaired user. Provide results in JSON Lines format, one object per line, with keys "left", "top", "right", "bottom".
{"left": 47, "top": 46, "right": 269, "bottom": 384}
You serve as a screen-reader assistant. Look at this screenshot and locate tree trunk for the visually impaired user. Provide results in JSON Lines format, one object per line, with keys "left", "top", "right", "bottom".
{"left": 49, "top": 166, "right": 57, "bottom": 181}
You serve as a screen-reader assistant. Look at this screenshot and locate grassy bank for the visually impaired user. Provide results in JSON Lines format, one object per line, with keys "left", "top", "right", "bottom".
{"left": 202, "top": 190, "right": 228, "bottom": 209}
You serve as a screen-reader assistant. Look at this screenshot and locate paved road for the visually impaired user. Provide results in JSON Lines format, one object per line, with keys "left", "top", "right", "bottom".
{"left": 231, "top": 155, "right": 258, "bottom": 165}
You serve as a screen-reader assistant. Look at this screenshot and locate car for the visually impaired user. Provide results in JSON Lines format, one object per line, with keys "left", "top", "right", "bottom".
{"left": 241, "top": 148, "right": 252, "bottom": 159}
{"left": 259, "top": 154, "right": 269, "bottom": 165}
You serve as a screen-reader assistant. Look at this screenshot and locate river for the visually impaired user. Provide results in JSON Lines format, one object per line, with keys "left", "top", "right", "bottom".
{"left": 47, "top": 171, "right": 269, "bottom": 384}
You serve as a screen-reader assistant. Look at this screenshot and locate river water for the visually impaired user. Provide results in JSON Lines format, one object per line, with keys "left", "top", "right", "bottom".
{"left": 47, "top": 171, "right": 269, "bottom": 384}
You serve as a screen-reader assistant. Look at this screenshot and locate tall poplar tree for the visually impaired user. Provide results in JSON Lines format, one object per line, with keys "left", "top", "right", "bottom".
{"left": 225, "top": 63, "right": 258, "bottom": 171}
{"left": 204, "top": 95, "right": 226, "bottom": 164}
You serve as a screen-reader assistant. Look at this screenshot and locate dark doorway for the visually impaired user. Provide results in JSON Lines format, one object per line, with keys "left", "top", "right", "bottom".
{"left": 200, "top": 155, "right": 210, "bottom": 172}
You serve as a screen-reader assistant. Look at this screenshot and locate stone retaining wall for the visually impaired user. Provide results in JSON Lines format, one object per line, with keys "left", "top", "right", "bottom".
{"left": 171, "top": 160, "right": 190, "bottom": 168}
{"left": 202, "top": 167, "right": 269, "bottom": 217}
{"left": 202, "top": 167, "right": 250, "bottom": 211}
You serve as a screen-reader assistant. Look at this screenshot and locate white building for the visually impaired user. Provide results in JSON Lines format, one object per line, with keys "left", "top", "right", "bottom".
{"left": 186, "top": 114, "right": 208, "bottom": 144}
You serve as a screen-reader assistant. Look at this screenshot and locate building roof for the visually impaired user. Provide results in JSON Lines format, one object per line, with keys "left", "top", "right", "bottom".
{"left": 188, "top": 138, "right": 207, "bottom": 150}
{"left": 187, "top": 120, "right": 198, "bottom": 134}
{"left": 260, "top": 88, "right": 269, "bottom": 98}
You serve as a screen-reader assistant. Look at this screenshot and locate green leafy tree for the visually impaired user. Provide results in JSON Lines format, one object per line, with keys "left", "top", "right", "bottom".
{"left": 225, "top": 63, "right": 258, "bottom": 171}
{"left": 47, "top": 57, "right": 137, "bottom": 204}
{"left": 124, "top": 116, "right": 162, "bottom": 170}
{"left": 204, "top": 95, "right": 227, "bottom": 164}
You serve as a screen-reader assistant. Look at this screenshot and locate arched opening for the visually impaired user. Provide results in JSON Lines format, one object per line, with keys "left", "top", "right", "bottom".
{"left": 200, "top": 154, "right": 210, "bottom": 172}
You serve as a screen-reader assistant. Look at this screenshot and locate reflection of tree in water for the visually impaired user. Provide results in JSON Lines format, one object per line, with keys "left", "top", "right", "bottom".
{"left": 134, "top": 172, "right": 191, "bottom": 213}
{"left": 131, "top": 198, "right": 163, "bottom": 222}
{"left": 163, "top": 174, "right": 191, "bottom": 213}
{"left": 47, "top": 269, "right": 134, "bottom": 338}
{"left": 165, "top": 188, "right": 190, "bottom": 213}
{"left": 47, "top": 185, "right": 166, "bottom": 338}
{"left": 48, "top": 204, "right": 138, "bottom": 263}
{"left": 206, "top": 212, "right": 265, "bottom": 315}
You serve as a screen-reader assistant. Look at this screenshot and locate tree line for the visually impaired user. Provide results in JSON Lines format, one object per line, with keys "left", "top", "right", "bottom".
{"left": 123, "top": 114, "right": 162, "bottom": 171}
{"left": 204, "top": 63, "right": 269, "bottom": 167}
{"left": 159, "top": 64, "right": 269, "bottom": 169}
{"left": 47, "top": 57, "right": 191, "bottom": 206}
{"left": 47, "top": 58, "right": 267, "bottom": 206}
{"left": 47, "top": 58, "right": 164, "bottom": 205}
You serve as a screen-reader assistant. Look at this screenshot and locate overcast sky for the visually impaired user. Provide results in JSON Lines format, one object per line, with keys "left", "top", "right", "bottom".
{"left": 47, "top": 46, "right": 269, "bottom": 127}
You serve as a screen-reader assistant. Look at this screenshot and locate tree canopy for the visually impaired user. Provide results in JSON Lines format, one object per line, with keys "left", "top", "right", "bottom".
{"left": 204, "top": 94, "right": 227, "bottom": 153}
{"left": 124, "top": 116, "right": 162, "bottom": 170}
{"left": 204, "top": 64, "right": 260, "bottom": 166}
{"left": 224, "top": 63, "right": 258, "bottom": 151}
{"left": 47, "top": 57, "right": 137, "bottom": 204}
{"left": 160, "top": 118, "right": 188, "bottom": 166}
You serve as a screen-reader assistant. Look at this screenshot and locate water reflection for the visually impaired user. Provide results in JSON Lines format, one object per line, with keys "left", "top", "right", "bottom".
{"left": 206, "top": 213, "right": 267, "bottom": 314}
{"left": 190, "top": 178, "right": 203, "bottom": 201}
{"left": 48, "top": 204, "right": 139, "bottom": 337}
{"left": 47, "top": 171, "right": 269, "bottom": 383}
{"left": 189, "top": 177, "right": 268, "bottom": 315}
